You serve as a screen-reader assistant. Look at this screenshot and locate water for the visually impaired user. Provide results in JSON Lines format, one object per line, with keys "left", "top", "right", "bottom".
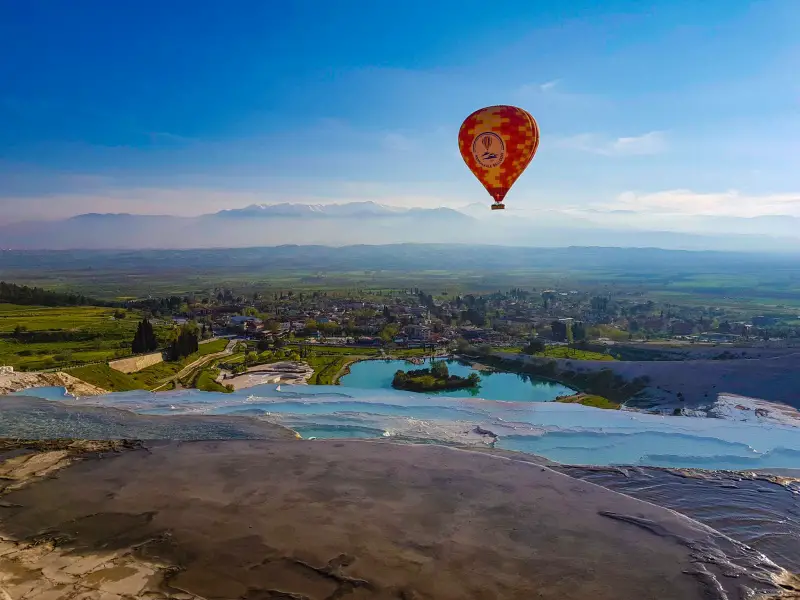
{"left": 291, "top": 425, "right": 386, "bottom": 439}
{"left": 340, "top": 358, "right": 574, "bottom": 401}
{"left": 557, "top": 465, "right": 800, "bottom": 572}
{"left": 9, "top": 386, "right": 74, "bottom": 401}
{"left": 23, "top": 382, "right": 799, "bottom": 472}
{"left": 6, "top": 383, "right": 800, "bottom": 574}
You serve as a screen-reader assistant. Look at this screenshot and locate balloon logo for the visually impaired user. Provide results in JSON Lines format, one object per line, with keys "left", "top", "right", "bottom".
{"left": 458, "top": 105, "right": 539, "bottom": 210}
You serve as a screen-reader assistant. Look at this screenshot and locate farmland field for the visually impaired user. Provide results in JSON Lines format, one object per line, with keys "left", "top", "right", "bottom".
{"left": 3, "top": 246, "right": 800, "bottom": 312}
{"left": 0, "top": 304, "right": 152, "bottom": 371}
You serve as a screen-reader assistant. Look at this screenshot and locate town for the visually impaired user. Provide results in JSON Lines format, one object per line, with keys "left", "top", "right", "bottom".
{"left": 145, "top": 285, "right": 800, "bottom": 350}
{"left": 2, "top": 279, "right": 799, "bottom": 403}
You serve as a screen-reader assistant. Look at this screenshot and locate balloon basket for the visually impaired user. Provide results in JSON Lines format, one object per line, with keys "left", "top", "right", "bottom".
{"left": 491, "top": 203, "right": 505, "bottom": 210}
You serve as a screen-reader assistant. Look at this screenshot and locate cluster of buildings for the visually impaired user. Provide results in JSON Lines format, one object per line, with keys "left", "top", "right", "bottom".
{"left": 165, "top": 287, "right": 798, "bottom": 349}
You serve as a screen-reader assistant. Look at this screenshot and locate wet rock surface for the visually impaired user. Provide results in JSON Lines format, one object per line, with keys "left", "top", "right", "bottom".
{"left": 0, "top": 439, "right": 792, "bottom": 599}
{"left": 0, "top": 396, "right": 298, "bottom": 441}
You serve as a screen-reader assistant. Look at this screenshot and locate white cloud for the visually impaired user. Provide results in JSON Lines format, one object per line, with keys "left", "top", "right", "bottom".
{"left": 517, "top": 80, "right": 563, "bottom": 96}
{"left": 539, "top": 79, "right": 560, "bottom": 92}
{"left": 514, "top": 80, "right": 609, "bottom": 110}
{"left": 555, "top": 131, "right": 667, "bottom": 156}
{"left": 597, "top": 189, "right": 800, "bottom": 218}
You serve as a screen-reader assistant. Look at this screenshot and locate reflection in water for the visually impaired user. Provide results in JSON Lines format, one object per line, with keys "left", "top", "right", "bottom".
{"left": 340, "top": 358, "right": 574, "bottom": 402}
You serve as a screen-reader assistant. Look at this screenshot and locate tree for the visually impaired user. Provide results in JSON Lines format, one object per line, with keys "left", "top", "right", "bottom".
{"left": 461, "top": 308, "right": 485, "bottom": 326}
{"left": 477, "top": 344, "right": 493, "bottom": 356}
{"left": 0, "top": 281, "right": 96, "bottom": 307}
{"left": 590, "top": 297, "right": 609, "bottom": 312}
{"left": 167, "top": 322, "right": 199, "bottom": 361}
{"left": 379, "top": 323, "right": 400, "bottom": 342}
{"left": 245, "top": 351, "right": 258, "bottom": 366}
{"left": 431, "top": 360, "right": 449, "bottom": 379}
{"left": 455, "top": 338, "right": 471, "bottom": 353}
{"left": 522, "top": 339, "right": 546, "bottom": 355}
{"left": 131, "top": 319, "right": 158, "bottom": 354}
{"left": 572, "top": 321, "right": 587, "bottom": 341}
{"left": 550, "top": 321, "right": 567, "bottom": 342}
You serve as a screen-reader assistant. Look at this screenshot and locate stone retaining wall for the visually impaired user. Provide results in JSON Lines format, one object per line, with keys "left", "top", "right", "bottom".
{"left": 109, "top": 351, "right": 164, "bottom": 373}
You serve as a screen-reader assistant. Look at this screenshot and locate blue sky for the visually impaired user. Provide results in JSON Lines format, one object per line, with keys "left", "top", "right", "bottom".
{"left": 1, "top": 0, "right": 798, "bottom": 224}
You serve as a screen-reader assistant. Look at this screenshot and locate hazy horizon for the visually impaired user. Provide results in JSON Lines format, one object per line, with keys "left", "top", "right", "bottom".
{"left": 2, "top": 1, "right": 797, "bottom": 241}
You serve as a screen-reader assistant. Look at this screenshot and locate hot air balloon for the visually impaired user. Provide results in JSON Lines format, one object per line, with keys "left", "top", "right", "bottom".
{"left": 458, "top": 105, "right": 539, "bottom": 210}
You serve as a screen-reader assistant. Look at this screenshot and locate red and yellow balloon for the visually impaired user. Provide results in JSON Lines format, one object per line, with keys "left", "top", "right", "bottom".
{"left": 458, "top": 105, "right": 539, "bottom": 210}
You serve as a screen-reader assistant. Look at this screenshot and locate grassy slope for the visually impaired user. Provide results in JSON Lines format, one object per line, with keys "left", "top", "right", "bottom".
{"left": 129, "top": 339, "right": 228, "bottom": 388}
{"left": 537, "top": 347, "right": 615, "bottom": 361}
{"left": 193, "top": 367, "right": 230, "bottom": 393}
{"left": 556, "top": 393, "right": 621, "bottom": 410}
{"left": 296, "top": 346, "right": 430, "bottom": 385}
{"left": 69, "top": 339, "right": 228, "bottom": 391}
{"left": 305, "top": 355, "right": 355, "bottom": 385}
{"left": 496, "top": 346, "right": 614, "bottom": 361}
{"left": 68, "top": 364, "right": 146, "bottom": 392}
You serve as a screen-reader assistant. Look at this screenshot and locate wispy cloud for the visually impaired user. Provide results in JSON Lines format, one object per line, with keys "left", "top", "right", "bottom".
{"left": 382, "top": 132, "right": 416, "bottom": 152}
{"left": 513, "top": 80, "right": 608, "bottom": 110}
{"left": 596, "top": 189, "right": 800, "bottom": 218}
{"left": 555, "top": 131, "right": 667, "bottom": 156}
{"left": 538, "top": 79, "right": 560, "bottom": 92}
{"left": 517, "top": 79, "right": 563, "bottom": 96}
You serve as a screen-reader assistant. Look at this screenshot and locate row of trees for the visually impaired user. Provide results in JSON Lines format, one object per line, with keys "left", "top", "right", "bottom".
{"left": 549, "top": 320, "right": 587, "bottom": 342}
{"left": 0, "top": 281, "right": 103, "bottom": 307}
{"left": 130, "top": 319, "right": 202, "bottom": 362}
{"left": 167, "top": 323, "right": 200, "bottom": 361}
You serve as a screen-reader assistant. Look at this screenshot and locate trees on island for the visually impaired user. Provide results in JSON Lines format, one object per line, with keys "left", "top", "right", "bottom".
{"left": 392, "top": 360, "right": 480, "bottom": 392}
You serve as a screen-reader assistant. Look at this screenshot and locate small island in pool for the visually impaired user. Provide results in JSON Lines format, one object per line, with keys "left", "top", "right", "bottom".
{"left": 392, "top": 360, "right": 480, "bottom": 392}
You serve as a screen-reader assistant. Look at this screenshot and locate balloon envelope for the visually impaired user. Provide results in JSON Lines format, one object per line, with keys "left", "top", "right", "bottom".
{"left": 458, "top": 105, "right": 539, "bottom": 209}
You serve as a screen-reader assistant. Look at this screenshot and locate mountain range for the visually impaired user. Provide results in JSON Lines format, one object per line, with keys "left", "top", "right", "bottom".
{"left": 1, "top": 201, "right": 799, "bottom": 252}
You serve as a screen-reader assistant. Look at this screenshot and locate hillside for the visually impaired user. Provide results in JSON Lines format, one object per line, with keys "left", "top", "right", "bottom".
{"left": 2, "top": 202, "right": 800, "bottom": 251}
